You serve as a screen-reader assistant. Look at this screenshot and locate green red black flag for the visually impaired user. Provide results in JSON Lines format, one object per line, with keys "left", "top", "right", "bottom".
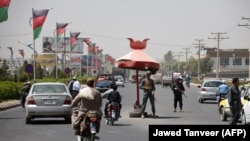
{"left": 70, "top": 32, "right": 81, "bottom": 51}
{"left": 32, "top": 8, "right": 50, "bottom": 40}
{"left": 56, "top": 22, "right": 69, "bottom": 43}
{"left": 0, "top": 0, "right": 11, "bottom": 23}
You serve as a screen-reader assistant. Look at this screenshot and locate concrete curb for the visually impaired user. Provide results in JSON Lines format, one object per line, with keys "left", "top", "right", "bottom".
{"left": 0, "top": 100, "right": 21, "bottom": 112}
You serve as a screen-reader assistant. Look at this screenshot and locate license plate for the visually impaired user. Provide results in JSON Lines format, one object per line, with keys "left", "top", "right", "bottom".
{"left": 90, "top": 123, "right": 96, "bottom": 133}
{"left": 44, "top": 99, "right": 56, "bottom": 104}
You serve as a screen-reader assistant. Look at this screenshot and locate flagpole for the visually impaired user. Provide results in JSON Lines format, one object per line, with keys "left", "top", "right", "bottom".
{"left": 55, "top": 25, "right": 58, "bottom": 81}
{"left": 87, "top": 49, "right": 89, "bottom": 77}
{"left": 33, "top": 36, "right": 36, "bottom": 83}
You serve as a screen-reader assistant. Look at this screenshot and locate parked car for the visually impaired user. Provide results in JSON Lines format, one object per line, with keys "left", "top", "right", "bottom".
{"left": 114, "top": 75, "right": 125, "bottom": 87}
{"left": 197, "top": 79, "right": 223, "bottom": 103}
{"left": 95, "top": 74, "right": 115, "bottom": 93}
{"left": 242, "top": 93, "right": 250, "bottom": 125}
{"left": 25, "top": 82, "right": 72, "bottom": 124}
{"left": 218, "top": 87, "right": 250, "bottom": 124}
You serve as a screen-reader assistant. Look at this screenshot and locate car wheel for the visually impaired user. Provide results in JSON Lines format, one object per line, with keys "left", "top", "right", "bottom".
{"left": 241, "top": 111, "right": 247, "bottom": 125}
{"left": 64, "top": 116, "right": 71, "bottom": 123}
{"left": 26, "top": 117, "right": 32, "bottom": 124}
{"left": 198, "top": 98, "right": 204, "bottom": 103}
{"left": 220, "top": 108, "right": 227, "bottom": 121}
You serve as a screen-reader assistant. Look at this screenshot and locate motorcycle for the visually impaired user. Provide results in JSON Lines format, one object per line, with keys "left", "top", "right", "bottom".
{"left": 185, "top": 82, "right": 190, "bottom": 88}
{"left": 105, "top": 102, "right": 120, "bottom": 125}
{"left": 77, "top": 110, "right": 101, "bottom": 141}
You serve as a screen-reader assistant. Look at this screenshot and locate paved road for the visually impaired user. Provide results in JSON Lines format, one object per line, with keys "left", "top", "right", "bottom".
{"left": 0, "top": 82, "right": 229, "bottom": 141}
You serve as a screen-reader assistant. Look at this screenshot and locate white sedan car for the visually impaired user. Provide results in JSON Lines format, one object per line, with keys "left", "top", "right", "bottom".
{"left": 114, "top": 75, "right": 125, "bottom": 87}
{"left": 241, "top": 90, "right": 250, "bottom": 125}
{"left": 25, "top": 82, "right": 72, "bottom": 124}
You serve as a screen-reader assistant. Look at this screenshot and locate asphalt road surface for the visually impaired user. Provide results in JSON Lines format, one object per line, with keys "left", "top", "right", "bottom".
{"left": 0, "top": 82, "right": 229, "bottom": 141}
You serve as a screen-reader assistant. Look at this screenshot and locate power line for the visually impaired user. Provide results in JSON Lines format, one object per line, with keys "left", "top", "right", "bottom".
{"left": 238, "top": 17, "right": 250, "bottom": 79}
{"left": 208, "top": 32, "right": 229, "bottom": 78}
{"left": 173, "top": 52, "right": 184, "bottom": 72}
{"left": 193, "top": 39, "right": 205, "bottom": 79}
{"left": 181, "top": 47, "right": 192, "bottom": 70}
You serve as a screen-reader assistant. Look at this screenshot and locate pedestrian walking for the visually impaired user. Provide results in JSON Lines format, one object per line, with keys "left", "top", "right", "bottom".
{"left": 228, "top": 77, "right": 243, "bottom": 125}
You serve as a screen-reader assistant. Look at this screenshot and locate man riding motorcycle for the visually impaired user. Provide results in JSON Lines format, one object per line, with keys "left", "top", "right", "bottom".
{"left": 71, "top": 78, "right": 102, "bottom": 141}
{"left": 21, "top": 81, "right": 31, "bottom": 108}
{"left": 216, "top": 80, "right": 229, "bottom": 104}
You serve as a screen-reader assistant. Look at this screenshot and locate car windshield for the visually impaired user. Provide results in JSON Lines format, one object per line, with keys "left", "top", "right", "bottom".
{"left": 204, "top": 81, "right": 222, "bottom": 87}
{"left": 114, "top": 76, "right": 123, "bottom": 79}
{"left": 32, "top": 85, "right": 67, "bottom": 94}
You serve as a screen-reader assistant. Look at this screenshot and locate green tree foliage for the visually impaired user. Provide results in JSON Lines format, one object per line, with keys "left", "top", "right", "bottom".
{"left": 200, "top": 55, "right": 213, "bottom": 74}
{"left": 36, "top": 63, "right": 44, "bottom": 79}
{"left": 161, "top": 50, "right": 213, "bottom": 76}
{"left": 0, "top": 59, "right": 9, "bottom": 80}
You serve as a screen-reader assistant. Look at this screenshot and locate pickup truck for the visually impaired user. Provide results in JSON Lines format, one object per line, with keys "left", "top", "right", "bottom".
{"left": 95, "top": 74, "right": 115, "bottom": 93}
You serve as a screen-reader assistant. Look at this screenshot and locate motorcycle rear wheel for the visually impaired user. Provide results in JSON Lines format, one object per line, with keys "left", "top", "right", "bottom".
{"left": 81, "top": 133, "right": 96, "bottom": 141}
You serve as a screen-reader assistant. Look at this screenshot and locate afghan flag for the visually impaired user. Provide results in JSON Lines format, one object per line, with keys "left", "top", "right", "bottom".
{"left": 0, "top": 0, "right": 11, "bottom": 23}
{"left": 18, "top": 49, "right": 24, "bottom": 58}
{"left": 70, "top": 32, "right": 81, "bottom": 51}
{"left": 33, "top": 8, "right": 50, "bottom": 40}
{"left": 7, "top": 47, "right": 13, "bottom": 56}
{"left": 56, "top": 22, "right": 69, "bottom": 43}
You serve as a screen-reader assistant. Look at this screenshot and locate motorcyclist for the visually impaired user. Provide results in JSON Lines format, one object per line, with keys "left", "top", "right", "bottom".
{"left": 71, "top": 78, "right": 102, "bottom": 141}
{"left": 68, "top": 77, "right": 81, "bottom": 99}
{"left": 102, "top": 83, "right": 115, "bottom": 118}
{"left": 21, "top": 81, "right": 31, "bottom": 108}
{"left": 216, "top": 80, "right": 229, "bottom": 104}
{"left": 184, "top": 74, "right": 190, "bottom": 88}
{"left": 105, "top": 84, "right": 122, "bottom": 118}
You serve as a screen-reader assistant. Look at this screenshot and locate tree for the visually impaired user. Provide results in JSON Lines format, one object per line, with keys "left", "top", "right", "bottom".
{"left": 0, "top": 59, "right": 9, "bottom": 80}
{"left": 36, "top": 63, "right": 44, "bottom": 79}
{"left": 200, "top": 55, "right": 213, "bottom": 74}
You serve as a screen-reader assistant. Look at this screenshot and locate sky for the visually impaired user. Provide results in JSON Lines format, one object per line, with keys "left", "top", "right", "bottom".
{"left": 0, "top": 0, "right": 250, "bottom": 62}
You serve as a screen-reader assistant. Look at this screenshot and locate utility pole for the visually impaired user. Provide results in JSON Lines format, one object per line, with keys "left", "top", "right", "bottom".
{"left": 173, "top": 52, "right": 184, "bottom": 73}
{"left": 238, "top": 17, "right": 250, "bottom": 80}
{"left": 181, "top": 47, "right": 192, "bottom": 74}
{"left": 208, "top": 32, "right": 229, "bottom": 79}
{"left": 193, "top": 39, "right": 205, "bottom": 80}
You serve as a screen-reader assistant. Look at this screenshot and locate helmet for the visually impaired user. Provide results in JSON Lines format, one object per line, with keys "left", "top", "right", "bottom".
{"left": 73, "top": 76, "right": 76, "bottom": 80}
{"left": 222, "top": 80, "right": 226, "bottom": 84}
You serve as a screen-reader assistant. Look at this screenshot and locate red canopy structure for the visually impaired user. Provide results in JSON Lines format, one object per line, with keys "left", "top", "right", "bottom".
{"left": 116, "top": 38, "right": 160, "bottom": 109}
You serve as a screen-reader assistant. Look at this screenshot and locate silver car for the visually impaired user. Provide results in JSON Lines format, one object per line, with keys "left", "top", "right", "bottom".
{"left": 114, "top": 75, "right": 125, "bottom": 87}
{"left": 25, "top": 82, "right": 72, "bottom": 124}
{"left": 197, "top": 79, "right": 223, "bottom": 103}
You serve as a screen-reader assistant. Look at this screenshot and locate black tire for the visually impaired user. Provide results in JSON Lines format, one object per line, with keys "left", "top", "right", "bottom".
{"left": 26, "top": 117, "right": 31, "bottom": 124}
{"left": 90, "top": 133, "right": 96, "bottom": 141}
{"left": 129, "top": 111, "right": 141, "bottom": 118}
{"left": 241, "top": 111, "right": 247, "bottom": 125}
{"left": 129, "top": 111, "right": 148, "bottom": 118}
{"left": 64, "top": 116, "right": 71, "bottom": 123}
{"left": 220, "top": 108, "right": 227, "bottom": 121}
{"left": 111, "top": 119, "right": 114, "bottom": 125}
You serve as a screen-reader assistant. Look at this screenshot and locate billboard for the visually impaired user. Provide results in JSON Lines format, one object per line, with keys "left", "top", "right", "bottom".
{"left": 70, "top": 55, "right": 93, "bottom": 67}
{"left": 42, "top": 36, "right": 84, "bottom": 54}
{"left": 32, "top": 54, "right": 56, "bottom": 67}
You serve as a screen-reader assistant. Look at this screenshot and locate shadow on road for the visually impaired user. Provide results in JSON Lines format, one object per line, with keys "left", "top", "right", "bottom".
{"left": 30, "top": 119, "right": 70, "bottom": 125}
{"left": 107, "top": 123, "right": 132, "bottom": 126}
